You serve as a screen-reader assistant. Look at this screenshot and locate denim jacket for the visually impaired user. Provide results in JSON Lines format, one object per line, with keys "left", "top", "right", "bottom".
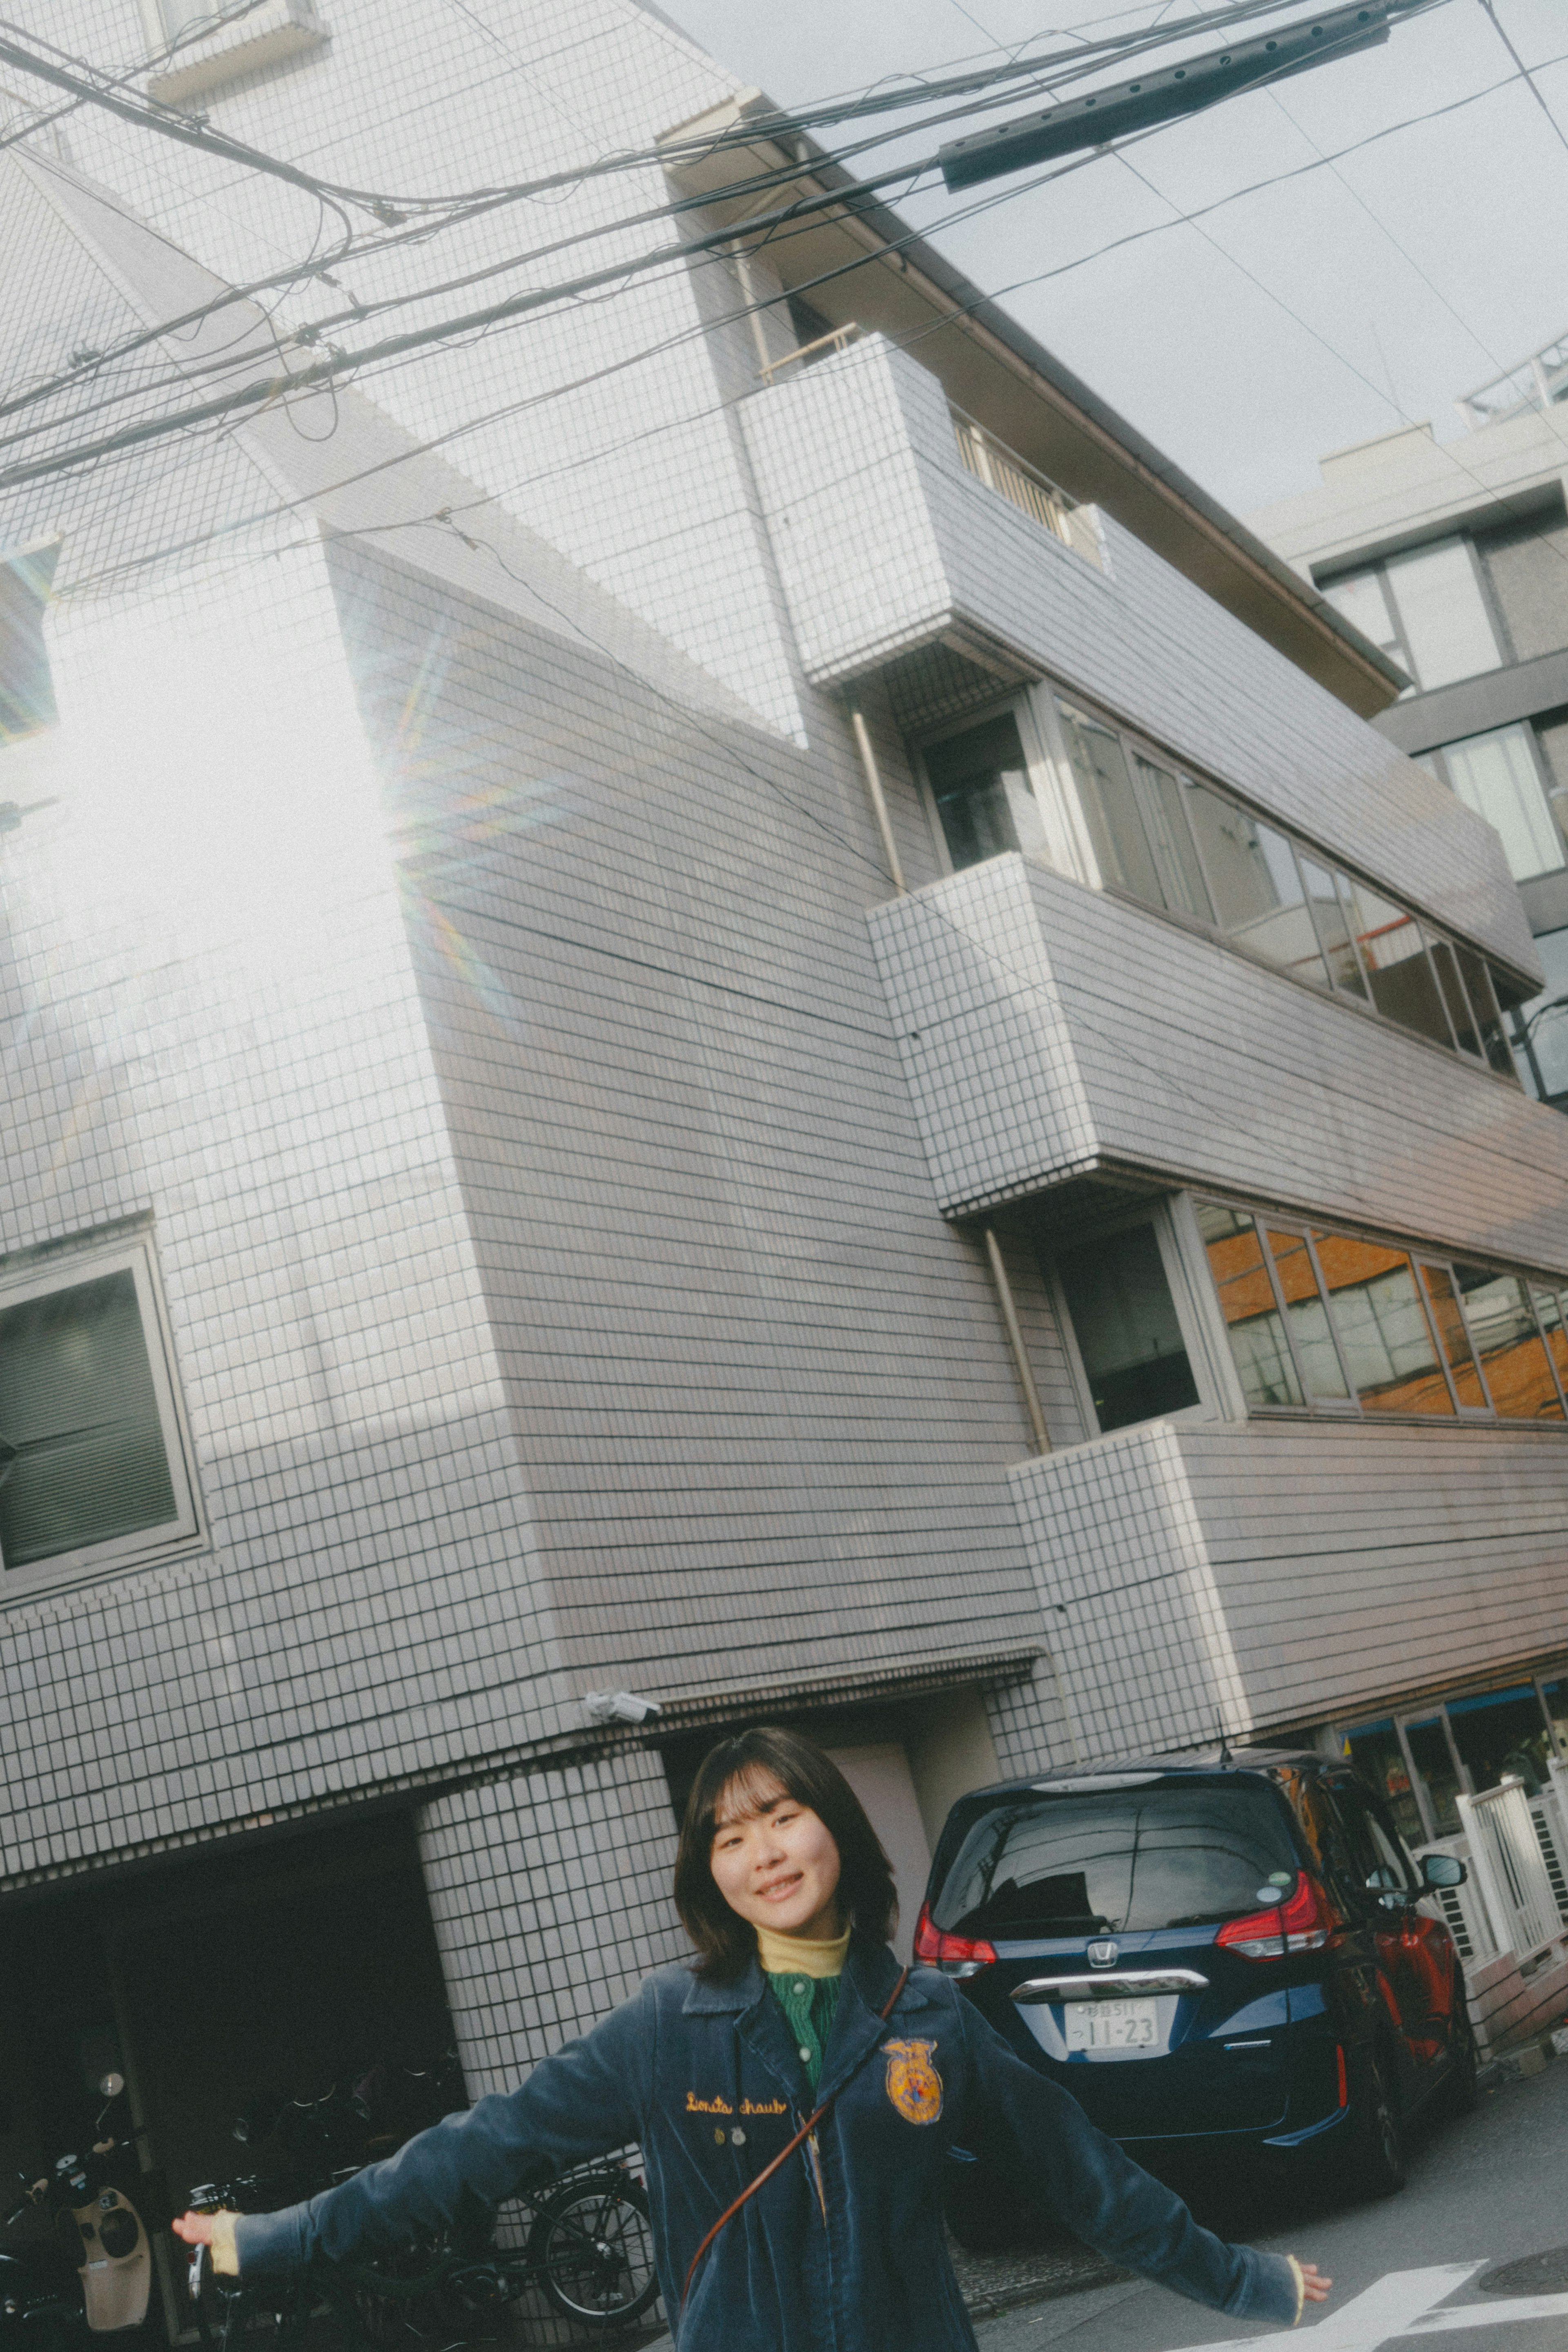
{"left": 233, "top": 1942, "right": 1301, "bottom": 2350}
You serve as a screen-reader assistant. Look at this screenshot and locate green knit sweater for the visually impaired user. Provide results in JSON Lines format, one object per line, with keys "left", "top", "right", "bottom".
{"left": 765, "top": 1966, "right": 843, "bottom": 2092}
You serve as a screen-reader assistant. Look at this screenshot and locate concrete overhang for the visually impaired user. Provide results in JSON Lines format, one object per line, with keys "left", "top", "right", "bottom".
{"left": 1377, "top": 646, "right": 1568, "bottom": 758}
{"left": 660, "top": 93, "right": 1409, "bottom": 720}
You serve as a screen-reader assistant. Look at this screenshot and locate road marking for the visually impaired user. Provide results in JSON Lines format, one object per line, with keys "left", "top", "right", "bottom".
{"left": 1405, "top": 2298, "right": 1568, "bottom": 2332}
{"left": 1178, "top": 2266, "right": 1494, "bottom": 2352}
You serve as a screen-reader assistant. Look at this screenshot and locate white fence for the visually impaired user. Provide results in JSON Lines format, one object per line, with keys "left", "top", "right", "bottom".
{"left": 1412, "top": 1772, "right": 1568, "bottom": 2053}
{"left": 1457, "top": 1779, "right": 1560, "bottom": 1962}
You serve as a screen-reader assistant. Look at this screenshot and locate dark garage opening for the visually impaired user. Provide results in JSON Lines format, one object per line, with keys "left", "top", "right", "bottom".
{"left": 0, "top": 1808, "right": 459, "bottom": 2341}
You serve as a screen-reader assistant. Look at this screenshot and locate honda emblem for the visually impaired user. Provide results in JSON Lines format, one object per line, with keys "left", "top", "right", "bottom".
{"left": 1087, "top": 1940, "right": 1118, "bottom": 1968}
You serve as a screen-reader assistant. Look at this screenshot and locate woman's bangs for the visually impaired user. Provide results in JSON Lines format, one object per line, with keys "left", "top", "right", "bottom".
{"left": 710, "top": 1759, "right": 790, "bottom": 1833}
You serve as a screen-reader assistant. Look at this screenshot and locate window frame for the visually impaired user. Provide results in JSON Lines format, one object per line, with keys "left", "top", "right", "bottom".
{"left": 1045, "top": 1197, "right": 1220, "bottom": 1442}
{"left": 1431, "top": 722, "right": 1568, "bottom": 888}
{"left": 909, "top": 684, "right": 1526, "bottom": 1086}
{"left": 1040, "top": 689, "right": 1522, "bottom": 1083}
{"left": 1340, "top": 1677, "right": 1568, "bottom": 1845}
{"left": 911, "top": 692, "right": 1083, "bottom": 882}
{"left": 0, "top": 1234, "right": 205, "bottom": 1598}
{"left": 1189, "top": 1192, "right": 1568, "bottom": 1432}
{"left": 1321, "top": 537, "right": 1504, "bottom": 698}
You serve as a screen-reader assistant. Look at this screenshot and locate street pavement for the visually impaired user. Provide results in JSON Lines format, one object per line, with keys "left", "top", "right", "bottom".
{"left": 978, "top": 2055, "right": 1568, "bottom": 2352}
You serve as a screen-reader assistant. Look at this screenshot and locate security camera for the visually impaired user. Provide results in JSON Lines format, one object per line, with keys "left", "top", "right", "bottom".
{"left": 582, "top": 1690, "right": 663, "bottom": 1726}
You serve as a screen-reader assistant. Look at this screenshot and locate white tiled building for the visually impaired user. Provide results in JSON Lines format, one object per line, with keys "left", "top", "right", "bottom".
{"left": 4, "top": 0, "right": 1568, "bottom": 2263}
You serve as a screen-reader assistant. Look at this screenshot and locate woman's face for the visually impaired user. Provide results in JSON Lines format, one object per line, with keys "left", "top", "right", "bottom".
{"left": 709, "top": 1772, "right": 843, "bottom": 1942}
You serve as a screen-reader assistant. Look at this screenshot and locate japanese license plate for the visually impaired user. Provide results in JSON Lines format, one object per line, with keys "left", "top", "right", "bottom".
{"left": 1064, "top": 1997, "right": 1158, "bottom": 2051}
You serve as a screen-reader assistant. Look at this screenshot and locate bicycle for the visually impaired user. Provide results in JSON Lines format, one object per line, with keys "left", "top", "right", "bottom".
{"left": 189, "top": 2165, "right": 659, "bottom": 2346}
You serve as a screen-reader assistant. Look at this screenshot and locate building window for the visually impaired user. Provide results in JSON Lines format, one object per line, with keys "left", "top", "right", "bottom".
{"left": 921, "top": 711, "right": 1047, "bottom": 871}
{"left": 0, "top": 544, "right": 57, "bottom": 747}
{"left": 1343, "top": 1675, "right": 1567, "bottom": 1846}
{"left": 1054, "top": 1220, "right": 1200, "bottom": 1434}
{"left": 1194, "top": 1197, "right": 1568, "bottom": 1429}
{"left": 1435, "top": 725, "right": 1566, "bottom": 883}
{"left": 1057, "top": 703, "right": 1210, "bottom": 921}
{"left": 1321, "top": 537, "right": 1502, "bottom": 694}
{"left": 0, "top": 1240, "right": 200, "bottom": 1591}
{"left": 1510, "top": 924, "right": 1568, "bottom": 1104}
{"left": 1046, "top": 693, "right": 1519, "bottom": 1079}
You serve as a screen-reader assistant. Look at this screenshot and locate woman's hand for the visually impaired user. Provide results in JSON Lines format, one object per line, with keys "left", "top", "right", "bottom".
{"left": 1295, "top": 2261, "right": 1332, "bottom": 2305}
{"left": 172, "top": 2213, "right": 215, "bottom": 2248}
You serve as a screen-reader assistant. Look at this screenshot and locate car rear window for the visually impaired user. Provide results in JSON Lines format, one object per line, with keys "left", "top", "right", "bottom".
{"left": 931, "top": 1778, "right": 1299, "bottom": 1937}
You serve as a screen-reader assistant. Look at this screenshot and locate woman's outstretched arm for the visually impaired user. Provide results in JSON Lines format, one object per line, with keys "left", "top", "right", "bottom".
{"left": 958, "top": 2002, "right": 1330, "bottom": 2326}
{"left": 175, "top": 1978, "right": 654, "bottom": 2283}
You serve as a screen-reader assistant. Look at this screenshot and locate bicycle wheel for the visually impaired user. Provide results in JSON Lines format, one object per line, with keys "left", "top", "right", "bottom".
{"left": 530, "top": 2174, "right": 658, "bottom": 2325}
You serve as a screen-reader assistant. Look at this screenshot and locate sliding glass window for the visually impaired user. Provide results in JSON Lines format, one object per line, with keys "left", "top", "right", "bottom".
{"left": 1047, "top": 693, "right": 1521, "bottom": 1081}
{"left": 1195, "top": 1197, "right": 1568, "bottom": 1429}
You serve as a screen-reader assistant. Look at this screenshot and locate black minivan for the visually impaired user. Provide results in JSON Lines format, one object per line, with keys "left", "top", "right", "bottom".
{"left": 914, "top": 1751, "right": 1473, "bottom": 2240}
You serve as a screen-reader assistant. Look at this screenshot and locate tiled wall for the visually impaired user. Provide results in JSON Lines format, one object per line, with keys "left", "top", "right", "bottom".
{"left": 333, "top": 538, "right": 1051, "bottom": 1702}
{"left": 5, "top": 0, "right": 814, "bottom": 738}
{"left": 0, "top": 105, "right": 1058, "bottom": 1894}
{"left": 746, "top": 337, "right": 1533, "bottom": 973}
{"left": 416, "top": 1748, "right": 686, "bottom": 2096}
{"left": 870, "top": 853, "right": 1568, "bottom": 1270}
{"left": 1012, "top": 1417, "right": 1568, "bottom": 1756}
{"left": 0, "top": 530, "right": 587, "bottom": 1884}
{"left": 985, "top": 1665, "right": 1074, "bottom": 1777}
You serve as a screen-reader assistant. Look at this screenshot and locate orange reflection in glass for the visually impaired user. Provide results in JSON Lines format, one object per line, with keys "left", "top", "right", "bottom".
{"left": 1456, "top": 1271, "right": 1564, "bottom": 1421}
{"left": 1264, "top": 1230, "right": 1349, "bottom": 1401}
{"left": 1312, "top": 1231, "right": 1452, "bottom": 1416}
{"left": 1531, "top": 1288, "right": 1568, "bottom": 1422}
{"left": 1419, "top": 1265, "right": 1487, "bottom": 1410}
{"left": 1200, "top": 1215, "right": 1302, "bottom": 1409}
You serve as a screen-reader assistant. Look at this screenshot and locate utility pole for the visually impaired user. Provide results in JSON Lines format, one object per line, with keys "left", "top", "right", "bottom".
{"left": 939, "top": 0, "right": 1438, "bottom": 189}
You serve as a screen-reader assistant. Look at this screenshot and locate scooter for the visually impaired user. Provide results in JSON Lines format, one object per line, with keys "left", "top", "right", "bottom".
{"left": 0, "top": 2073, "right": 152, "bottom": 2345}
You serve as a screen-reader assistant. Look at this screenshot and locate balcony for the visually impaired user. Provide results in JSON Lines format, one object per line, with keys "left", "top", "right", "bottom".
{"left": 147, "top": 0, "right": 328, "bottom": 105}
{"left": 868, "top": 852, "right": 1568, "bottom": 1250}
{"left": 1011, "top": 1414, "right": 1568, "bottom": 1764}
{"left": 739, "top": 332, "right": 1105, "bottom": 700}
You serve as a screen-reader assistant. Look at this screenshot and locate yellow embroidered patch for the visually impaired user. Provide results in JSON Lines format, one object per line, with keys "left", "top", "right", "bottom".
{"left": 884, "top": 2038, "right": 942, "bottom": 2125}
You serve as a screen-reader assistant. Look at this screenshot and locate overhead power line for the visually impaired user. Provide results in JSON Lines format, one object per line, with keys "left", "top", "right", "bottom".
{"left": 1475, "top": 0, "right": 1568, "bottom": 161}
{"left": 0, "top": 0, "right": 1435, "bottom": 222}
{"left": 0, "top": 0, "right": 1465, "bottom": 472}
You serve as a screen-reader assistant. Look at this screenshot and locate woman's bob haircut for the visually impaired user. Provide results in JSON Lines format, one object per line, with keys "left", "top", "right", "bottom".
{"left": 674, "top": 1725, "right": 898, "bottom": 1981}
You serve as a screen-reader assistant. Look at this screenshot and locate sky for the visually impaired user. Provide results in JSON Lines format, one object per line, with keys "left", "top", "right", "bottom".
{"left": 660, "top": 0, "right": 1568, "bottom": 523}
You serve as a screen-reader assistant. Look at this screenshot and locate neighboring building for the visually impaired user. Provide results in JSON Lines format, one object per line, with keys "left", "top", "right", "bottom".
{"left": 1247, "top": 339, "right": 1568, "bottom": 1108}
{"left": 4, "top": 2, "right": 1568, "bottom": 2285}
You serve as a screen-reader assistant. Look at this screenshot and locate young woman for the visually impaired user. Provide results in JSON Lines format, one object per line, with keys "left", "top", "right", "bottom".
{"left": 175, "top": 1727, "right": 1330, "bottom": 2349}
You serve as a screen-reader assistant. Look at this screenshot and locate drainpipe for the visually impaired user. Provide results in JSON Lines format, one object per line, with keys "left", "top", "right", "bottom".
{"left": 844, "top": 693, "right": 906, "bottom": 895}
{"left": 983, "top": 1224, "right": 1050, "bottom": 1455}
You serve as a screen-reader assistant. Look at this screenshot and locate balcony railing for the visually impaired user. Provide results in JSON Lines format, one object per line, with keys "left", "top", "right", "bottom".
{"left": 1457, "top": 332, "right": 1568, "bottom": 429}
{"left": 950, "top": 407, "right": 1102, "bottom": 568}
{"left": 757, "top": 322, "right": 864, "bottom": 385}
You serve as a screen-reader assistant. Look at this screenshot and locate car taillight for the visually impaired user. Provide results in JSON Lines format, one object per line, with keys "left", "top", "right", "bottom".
{"left": 1215, "top": 1873, "right": 1336, "bottom": 1960}
{"left": 913, "top": 1902, "right": 997, "bottom": 1977}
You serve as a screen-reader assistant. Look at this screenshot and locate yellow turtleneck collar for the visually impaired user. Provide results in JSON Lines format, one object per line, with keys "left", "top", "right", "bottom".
{"left": 755, "top": 1922, "right": 851, "bottom": 1979}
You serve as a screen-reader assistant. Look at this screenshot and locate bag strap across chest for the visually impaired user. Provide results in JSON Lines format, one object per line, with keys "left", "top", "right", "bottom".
{"left": 680, "top": 1965, "right": 910, "bottom": 2316}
